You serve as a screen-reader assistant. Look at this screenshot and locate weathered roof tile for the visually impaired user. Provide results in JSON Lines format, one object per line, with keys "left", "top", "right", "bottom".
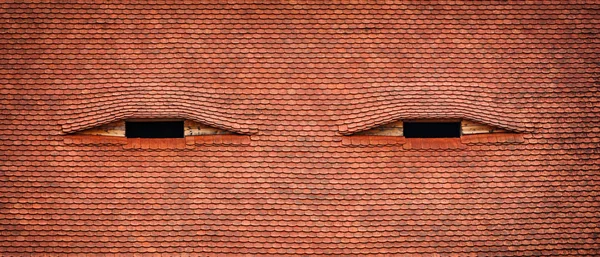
{"left": 1, "top": 2, "right": 599, "bottom": 256}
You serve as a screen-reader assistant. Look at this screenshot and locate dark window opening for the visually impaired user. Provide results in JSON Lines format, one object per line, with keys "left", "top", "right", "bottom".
{"left": 404, "top": 122, "right": 461, "bottom": 138}
{"left": 126, "top": 121, "right": 184, "bottom": 138}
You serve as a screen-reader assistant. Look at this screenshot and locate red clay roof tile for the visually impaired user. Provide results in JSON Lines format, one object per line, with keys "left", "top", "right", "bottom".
{"left": 1, "top": 2, "right": 599, "bottom": 256}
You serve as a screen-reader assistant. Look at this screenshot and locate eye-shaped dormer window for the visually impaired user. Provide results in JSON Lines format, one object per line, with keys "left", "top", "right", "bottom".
{"left": 125, "top": 121, "right": 184, "bottom": 138}
{"left": 345, "top": 119, "right": 523, "bottom": 148}
{"left": 65, "top": 119, "right": 250, "bottom": 148}
{"left": 354, "top": 119, "right": 510, "bottom": 137}
{"left": 403, "top": 121, "right": 461, "bottom": 138}
{"left": 72, "top": 119, "right": 235, "bottom": 138}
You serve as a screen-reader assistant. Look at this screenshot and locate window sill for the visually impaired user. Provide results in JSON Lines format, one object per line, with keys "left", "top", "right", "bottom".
{"left": 403, "top": 138, "right": 465, "bottom": 150}
{"left": 341, "top": 134, "right": 524, "bottom": 149}
{"left": 64, "top": 135, "right": 251, "bottom": 148}
{"left": 341, "top": 135, "right": 406, "bottom": 146}
{"left": 460, "top": 133, "right": 525, "bottom": 145}
{"left": 123, "top": 138, "right": 187, "bottom": 149}
{"left": 64, "top": 135, "right": 127, "bottom": 146}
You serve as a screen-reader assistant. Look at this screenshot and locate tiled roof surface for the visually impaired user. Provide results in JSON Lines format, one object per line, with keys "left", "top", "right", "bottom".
{"left": 1, "top": 2, "right": 599, "bottom": 256}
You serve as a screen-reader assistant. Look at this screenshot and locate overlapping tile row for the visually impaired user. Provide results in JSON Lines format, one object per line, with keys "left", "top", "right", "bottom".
{"left": 2, "top": 146, "right": 598, "bottom": 256}
{"left": 1, "top": 2, "right": 599, "bottom": 257}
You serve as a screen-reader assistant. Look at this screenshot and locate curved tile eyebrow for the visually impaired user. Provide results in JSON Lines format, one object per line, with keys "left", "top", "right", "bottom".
{"left": 337, "top": 82, "right": 533, "bottom": 135}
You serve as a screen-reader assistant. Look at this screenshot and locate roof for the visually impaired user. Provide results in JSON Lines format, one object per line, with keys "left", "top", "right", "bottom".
{"left": 1, "top": 2, "right": 599, "bottom": 256}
